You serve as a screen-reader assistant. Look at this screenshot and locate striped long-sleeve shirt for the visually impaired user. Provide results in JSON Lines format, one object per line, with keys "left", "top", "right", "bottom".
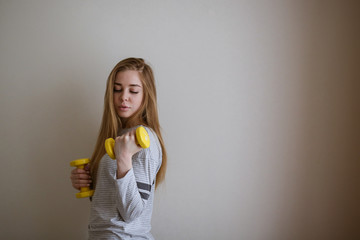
{"left": 88, "top": 126, "right": 162, "bottom": 239}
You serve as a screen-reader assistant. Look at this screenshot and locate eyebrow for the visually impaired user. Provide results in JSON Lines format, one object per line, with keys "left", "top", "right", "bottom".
{"left": 114, "top": 83, "right": 142, "bottom": 88}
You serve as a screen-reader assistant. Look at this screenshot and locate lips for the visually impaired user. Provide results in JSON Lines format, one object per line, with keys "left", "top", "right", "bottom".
{"left": 118, "top": 105, "right": 130, "bottom": 111}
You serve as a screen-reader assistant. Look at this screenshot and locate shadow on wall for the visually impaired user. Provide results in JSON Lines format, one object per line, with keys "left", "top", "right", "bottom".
{"left": 278, "top": 3, "right": 360, "bottom": 239}
{"left": 300, "top": 5, "right": 360, "bottom": 239}
{"left": 256, "top": 3, "right": 360, "bottom": 240}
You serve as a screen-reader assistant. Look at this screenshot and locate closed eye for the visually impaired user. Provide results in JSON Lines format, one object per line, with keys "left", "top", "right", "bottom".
{"left": 113, "top": 89, "right": 139, "bottom": 94}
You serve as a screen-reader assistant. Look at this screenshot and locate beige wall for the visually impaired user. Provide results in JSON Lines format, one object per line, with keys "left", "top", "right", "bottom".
{"left": 0, "top": 1, "right": 359, "bottom": 239}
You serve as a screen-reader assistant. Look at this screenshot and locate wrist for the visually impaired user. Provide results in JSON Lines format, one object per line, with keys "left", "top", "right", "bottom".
{"left": 116, "top": 151, "right": 132, "bottom": 161}
{"left": 116, "top": 156, "right": 132, "bottom": 179}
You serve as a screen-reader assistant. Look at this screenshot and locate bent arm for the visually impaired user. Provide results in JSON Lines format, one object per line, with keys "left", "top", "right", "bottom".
{"left": 114, "top": 127, "right": 161, "bottom": 222}
{"left": 115, "top": 168, "right": 149, "bottom": 222}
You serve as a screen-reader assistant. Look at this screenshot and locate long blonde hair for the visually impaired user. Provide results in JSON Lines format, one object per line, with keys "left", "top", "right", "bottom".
{"left": 90, "top": 57, "right": 167, "bottom": 189}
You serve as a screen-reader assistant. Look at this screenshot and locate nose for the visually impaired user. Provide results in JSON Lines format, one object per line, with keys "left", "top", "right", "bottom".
{"left": 120, "top": 91, "right": 129, "bottom": 102}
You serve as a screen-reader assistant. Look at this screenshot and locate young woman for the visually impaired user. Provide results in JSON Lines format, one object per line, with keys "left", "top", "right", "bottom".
{"left": 70, "top": 57, "right": 167, "bottom": 239}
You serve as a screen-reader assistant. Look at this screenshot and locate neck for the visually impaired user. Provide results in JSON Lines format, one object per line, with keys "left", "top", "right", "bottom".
{"left": 120, "top": 118, "right": 128, "bottom": 127}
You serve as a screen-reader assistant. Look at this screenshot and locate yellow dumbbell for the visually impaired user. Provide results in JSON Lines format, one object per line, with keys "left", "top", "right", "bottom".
{"left": 70, "top": 158, "right": 94, "bottom": 198}
{"left": 105, "top": 126, "right": 150, "bottom": 159}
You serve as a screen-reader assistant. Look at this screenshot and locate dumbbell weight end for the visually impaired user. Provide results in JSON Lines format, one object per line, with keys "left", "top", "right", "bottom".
{"left": 105, "top": 126, "right": 150, "bottom": 160}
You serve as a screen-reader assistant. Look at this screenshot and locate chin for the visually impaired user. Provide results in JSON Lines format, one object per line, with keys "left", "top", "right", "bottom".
{"left": 117, "top": 112, "right": 131, "bottom": 119}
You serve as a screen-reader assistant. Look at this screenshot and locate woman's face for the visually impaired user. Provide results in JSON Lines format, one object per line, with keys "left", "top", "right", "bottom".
{"left": 113, "top": 70, "right": 144, "bottom": 122}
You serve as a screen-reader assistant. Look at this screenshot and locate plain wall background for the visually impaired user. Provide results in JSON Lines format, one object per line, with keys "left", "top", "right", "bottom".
{"left": 0, "top": 0, "right": 359, "bottom": 239}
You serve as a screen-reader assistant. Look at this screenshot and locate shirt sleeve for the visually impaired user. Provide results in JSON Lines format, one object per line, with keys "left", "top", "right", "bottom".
{"left": 114, "top": 126, "right": 162, "bottom": 223}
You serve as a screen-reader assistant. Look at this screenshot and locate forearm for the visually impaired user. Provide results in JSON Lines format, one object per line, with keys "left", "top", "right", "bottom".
{"left": 115, "top": 168, "right": 146, "bottom": 222}
{"left": 114, "top": 129, "right": 139, "bottom": 179}
{"left": 116, "top": 154, "right": 132, "bottom": 179}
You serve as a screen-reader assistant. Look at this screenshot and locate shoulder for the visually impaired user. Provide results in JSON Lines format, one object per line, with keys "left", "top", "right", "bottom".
{"left": 136, "top": 126, "right": 162, "bottom": 160}
{"left": 143, "top": 126, "right": 159, "bottom": 144}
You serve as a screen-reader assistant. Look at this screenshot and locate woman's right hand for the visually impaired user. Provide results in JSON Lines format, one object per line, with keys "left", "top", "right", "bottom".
{"left": 70, "top": 164, "right": 92, "bottom": 190}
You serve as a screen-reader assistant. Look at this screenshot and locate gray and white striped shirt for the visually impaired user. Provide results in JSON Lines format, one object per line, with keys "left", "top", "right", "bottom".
{"left": 89, "top": 126, "right": 162, "bottom": 239}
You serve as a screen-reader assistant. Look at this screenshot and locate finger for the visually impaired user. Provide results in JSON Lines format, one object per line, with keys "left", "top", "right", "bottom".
{"left": 71, "top": 170, "right": 91, "bottom": 179}
{"left": 72, "top": 182, "right": 91, "bottom": 190}
{"left": 71, "top": 168, "right": 87, "bottom": 174}
{"left": 122, "top": 132, "right": 130, "bottom": 141}
{"left": 70, "top": 171, "right": 91, "bottom": 180}
{"left": 72, "top": 180, "right": 92, "bottom": 190}
{"left": 74, "top": 179, "right": 92, "bottom": 185}
{"left": 71, "top": 173, "right": 92, "bottom": 181}
{"left": 78, "top": 173, "right": 92, "bottom": 180}
{"left": 129, "top": 130, "right": 136, "bottom": 140}
{"left": 72, "top": 177, "right": 90, "bottom": 185}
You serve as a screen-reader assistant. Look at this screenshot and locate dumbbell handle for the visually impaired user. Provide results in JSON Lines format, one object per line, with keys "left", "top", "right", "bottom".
{"left": 105, "top": 126, "right": 150, "bottom": 159}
